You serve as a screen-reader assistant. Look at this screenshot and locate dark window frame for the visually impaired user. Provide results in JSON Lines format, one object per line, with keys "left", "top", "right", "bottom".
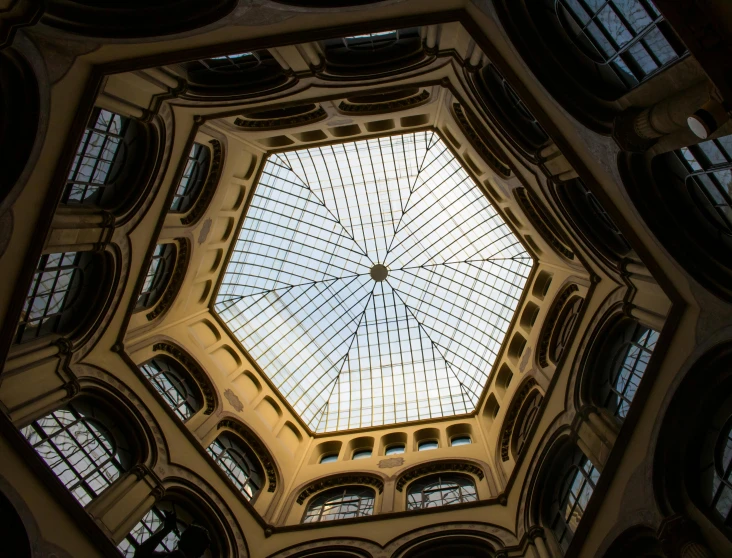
{"left": 136, "top": 243, "right": 177, "bottom": 310}
{"left": 302, "top": 486, "right": 376, "bottom": 523}
{"left": 139, "top": 357, "right": 202, "bottom": 421}
{"left": 406, "top": 474, "right": 478, "bottom": 511}
{"left": 170, "top": 142, "right": 211, "bottom": 213}
{"left": 207, "top": 433, "right": 263, "bottom": 501}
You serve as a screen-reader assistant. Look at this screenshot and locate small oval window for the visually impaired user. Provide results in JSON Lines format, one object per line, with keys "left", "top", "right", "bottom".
{"left": 352, "top": 449, "right": 372, "bottom": 460}
{"left": 451, "top": 436, "right": 472, "bottom": 447}
{"left": 320, "top": 454, "right": 338, "bottom": 464}
{"left": 385, "top": 444, "right": 405, "bottom": 455}
{"left": 418, "top": 440, "right": 439, "bottom": 451}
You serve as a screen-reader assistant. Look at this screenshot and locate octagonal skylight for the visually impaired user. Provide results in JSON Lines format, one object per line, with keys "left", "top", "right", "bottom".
{"left": 215, "top": 131, "right": 533, "bottom": 432}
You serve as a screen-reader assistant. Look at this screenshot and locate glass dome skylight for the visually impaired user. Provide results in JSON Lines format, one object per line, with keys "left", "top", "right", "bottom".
{"left": 215, "top": 131, "right": 532, "bottom": 432}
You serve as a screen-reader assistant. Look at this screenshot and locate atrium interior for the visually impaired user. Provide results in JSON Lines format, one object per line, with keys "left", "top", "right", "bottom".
{"left": 0, "top": 1, "right": 731, "bottom": 557}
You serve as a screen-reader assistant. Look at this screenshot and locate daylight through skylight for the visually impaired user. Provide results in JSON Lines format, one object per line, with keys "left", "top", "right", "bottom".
{"left": 215, "top": 131, "right": 532, "bottom": 432}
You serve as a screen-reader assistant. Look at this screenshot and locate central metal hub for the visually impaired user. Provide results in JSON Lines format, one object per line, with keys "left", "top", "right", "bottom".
{"left": 370, "top": 264, "right": 388, "bottom": 282}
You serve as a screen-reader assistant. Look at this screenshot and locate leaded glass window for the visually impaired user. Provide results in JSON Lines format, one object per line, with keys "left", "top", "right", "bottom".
{"left": 675, "top": 135, "right": 732, "bottom": 235}
{"left": 605, "top": 325, "right": 658, "bottom": 419}
{"left": 551, "top": 453, "right": 599, "bottom": 552}
{"left": 21, "top": 402, "right": 131, "bottom": 506}
{"left": 118, "top": 500, "right": 214, "bottom": 558}
{"left": 343, "top": 30, "right": 399, "bottom": 50}
{"left": 140, "top": 358, "right": 201, "bottom": 421}
{"left": 406, "top": 474, "right": 477, "bottom": 510}
{"left": 170, "top": 142, "right": 210, "bottom": 213}
{"left": 303, "top": 486, "right": 375, "bottom": 523}
{"left": 557, "top": 0, "right": 686, "bottom": 90}
{"left": 215, "top": 131, "right": 532, "bottom": 432}
{"left": 711, "top": 419, "right": 732, "bottom": 524}
{"left": 63, "top": 109, "right": 128, "bottom": 205}
{"left": 16, "top": 252, "right": 83, "bottom": 343}
{"left": 207, "top": 433, "right": 262, "bottom": 500}
{"left": 198, "top": 52, "right": 258, "bottom": 74}
{"left": 137, "top": 244, "right": 176, "bottom": 310}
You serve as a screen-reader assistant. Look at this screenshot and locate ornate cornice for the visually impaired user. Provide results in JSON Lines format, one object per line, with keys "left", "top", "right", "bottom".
{"left": 180, "top": 139, "right": 223, "bottom": 226}
{"left": 338, "top": 89, "right": 430, "bottom": 115}
{"left": 296, "top": 474, "right": 384, "bottom": 505}
{"left": 537, "top": 284, "right": 580, "bottom": 368}
{"left": 218, "top": 419, "right": 278, "bottom": 492}
{"left": 234, "top": 106, "right": 327, "bottom": 130}
{"left": 396, "top": 461, "right": 484, "bottom": 492}
{"left": 146, "top": 240, "right": 190, "bottom": 321}
{"left": 499, "top": 378, "right": 538, "bottom": 462}
{"left": 452, "top": 103, "right": 512, "bottom": 179}
{"left": 515, "top": 187, "right": 574, "bottom": 260}
{"left": 152, "top": 342, "right": 217, "bottom": 415}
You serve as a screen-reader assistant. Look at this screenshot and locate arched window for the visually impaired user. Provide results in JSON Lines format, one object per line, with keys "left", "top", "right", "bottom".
{"left": 418, "top": 440, "right": 438, "bottom": 451}
{"left": 406, "top": 474, "right": 477, "bottom": 510}
{"left": 207, "top": 433, "right": 263, "bottom": 500}
{"left": 182, "top": 50, "right": 288, "bottom": 95}
{"left": 15, "top": 251, "right": 103, "bottom": 344}
{"left": 320, "top": 453, "right": 338, "bottom": 464}
{"left": 476, "top": 64, "right": 550, "bottom": 155}
{"left": 302, "top": 486, "right": 375, "bottom": 523}
{"left": 136, "top": 244, "right": 177, "bottom": 310}
{"left": 322, "top": 27, "right": 424, "bottom": 77}
{"left": 550, "top": 296, "right": 584, "bottom": 364}
{"left": 386, "top": 444, "right": 405, "bottom": 455}
{"left": 555, "top": 0, "right": 686, "bottom": 92}
{"left": 557, "top": 179, "right": 632, "bottom": 260}
{"left": 352, "top": 449, "right": 372, "bottom": 460}
{"left": 118, "top": 497, "right": 217, "bottom": 558}
{"left": 170, "top": 142, "right": 211, "bottom": 213}
{"left": 709, "top": 417, "right": 732, "bottom": 524}
{"left": 20, "top": 399, "right": 134, "bottom": 506}
{"left": 549, "top": 450, "right": 599, "bottom": 552}
{"left": 62, "top": 108, "right": 145, "bottom": 209}
{"left": 140, "top": 357, "right": 202, "bottom": 421}
{"left": 603, "top": 324, "right": 658, "bottom": 419}
{"left": 450, "top": 436, "right": 472, "bottom": 447}
{"left": 669, "top": 135, "right": 732, "bottom": 235}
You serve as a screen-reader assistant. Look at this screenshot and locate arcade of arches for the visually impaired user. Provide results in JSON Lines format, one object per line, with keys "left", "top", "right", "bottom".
{"left": 0, "top": 1, "right": 731, "bottom": 557}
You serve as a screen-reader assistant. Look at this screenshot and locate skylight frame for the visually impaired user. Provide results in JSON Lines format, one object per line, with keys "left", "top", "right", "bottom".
{"left": 214, "top": 129, "right": 533, "bottom": 433}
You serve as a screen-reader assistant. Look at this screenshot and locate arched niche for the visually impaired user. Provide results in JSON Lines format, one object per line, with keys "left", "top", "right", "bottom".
{"left": 620, "top": 139, "right": 732, "bottom": 301}
{"left": 14, "top": 247, "right": 115, "bottom": 346}
{"left": 654, "top": 342, "right": 732, "bottom": 541}
{"left": 493, "top": 0, "right": 688, "bottom": 132}
{"left": 499, "top": 378, "right": 544, "bottom": 463}
{"left": 0, "top": 48, "right": 40, "bottom": 216}
{"left": 537, "top": 284, "right": 583, "bottom": 369}
{"left": 41, "top": 0, "right": 237, "bottom": 38}
{"left": 320, "top": 28, "right": 429, "bottom": 78}
{"left": 398, "top": 534, "right": 495, "bottom": 558}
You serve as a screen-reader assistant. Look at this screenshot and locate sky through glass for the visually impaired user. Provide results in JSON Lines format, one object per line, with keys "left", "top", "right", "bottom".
{"left": 215, "top": 131, "right": 532, "bottom": 432}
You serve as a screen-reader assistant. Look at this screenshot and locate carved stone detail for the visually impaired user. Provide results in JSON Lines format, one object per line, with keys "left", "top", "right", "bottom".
{"left": 234, "top": 106, "right": 327, "bottom": 130}
{"left": 378, "top": 457, "right": 404, "bottom": 469}
{"left": 452, "top": 103, "right": 512, "bottom": 178}
{"left": 146, "top": 240, "right": 190, "bottom": 321}
{"left": 224, "top": 388, "right": 244, "bottom": 412}
{"left": 218, "top": 419, "right": 277, "bottom": 492}
{"left": 537, "top": 284, "right": 580, "bottom": 368}
{"left": 338, "top": 89, "right": 430, "bottom": 115}
{"left": 152, "top": 342, "right": 217, "bottom": 415}
{"left": 296, "top": 474, "right": 384, "bottom": 505}
{"left": 395, "top": 462, "right": 484, "bottom": 492}
{"left": 181, "top": 140, "right": 223, "bottom": 226}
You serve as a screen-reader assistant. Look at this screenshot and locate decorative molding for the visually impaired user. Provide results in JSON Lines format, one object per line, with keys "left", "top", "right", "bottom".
{"left": 396, "top": 462, "right": 484, "bottom": 492}
{"left": 499, "top": 379, "right": 538, "bottom": 462}
{"left": 234, "top": 106, "right": 327, "bottom": 130}
{"left": 181, "top": 140, "right": 223, "bottom": 226}
{"left": 452, "top": 103, "right": 512, "bottom": 178}
{"left": 224, "top": 388, "right": 244, "bottom": 412}
{"left": 378, "top": 457, "right": 404, "bottom": 469}
{"left": 537, "top": 284, "right": 580, "bottom": 368}
{"left": 338, "top": 89, "right": 430, "bottom": 115}
{"left": 218, "top": 419, "right": 277, "bottom": 492}
{"left": 296, "top": 474, "right": 384, "bottom": 505}
{"left": 146, "top": 240, "right": 190, "bottom": 321}
{"left": 515, "top": 187, "right": 575, "bottom": 260}
{"left": 152, "top": 342, "right": 217, "bottom": 415}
